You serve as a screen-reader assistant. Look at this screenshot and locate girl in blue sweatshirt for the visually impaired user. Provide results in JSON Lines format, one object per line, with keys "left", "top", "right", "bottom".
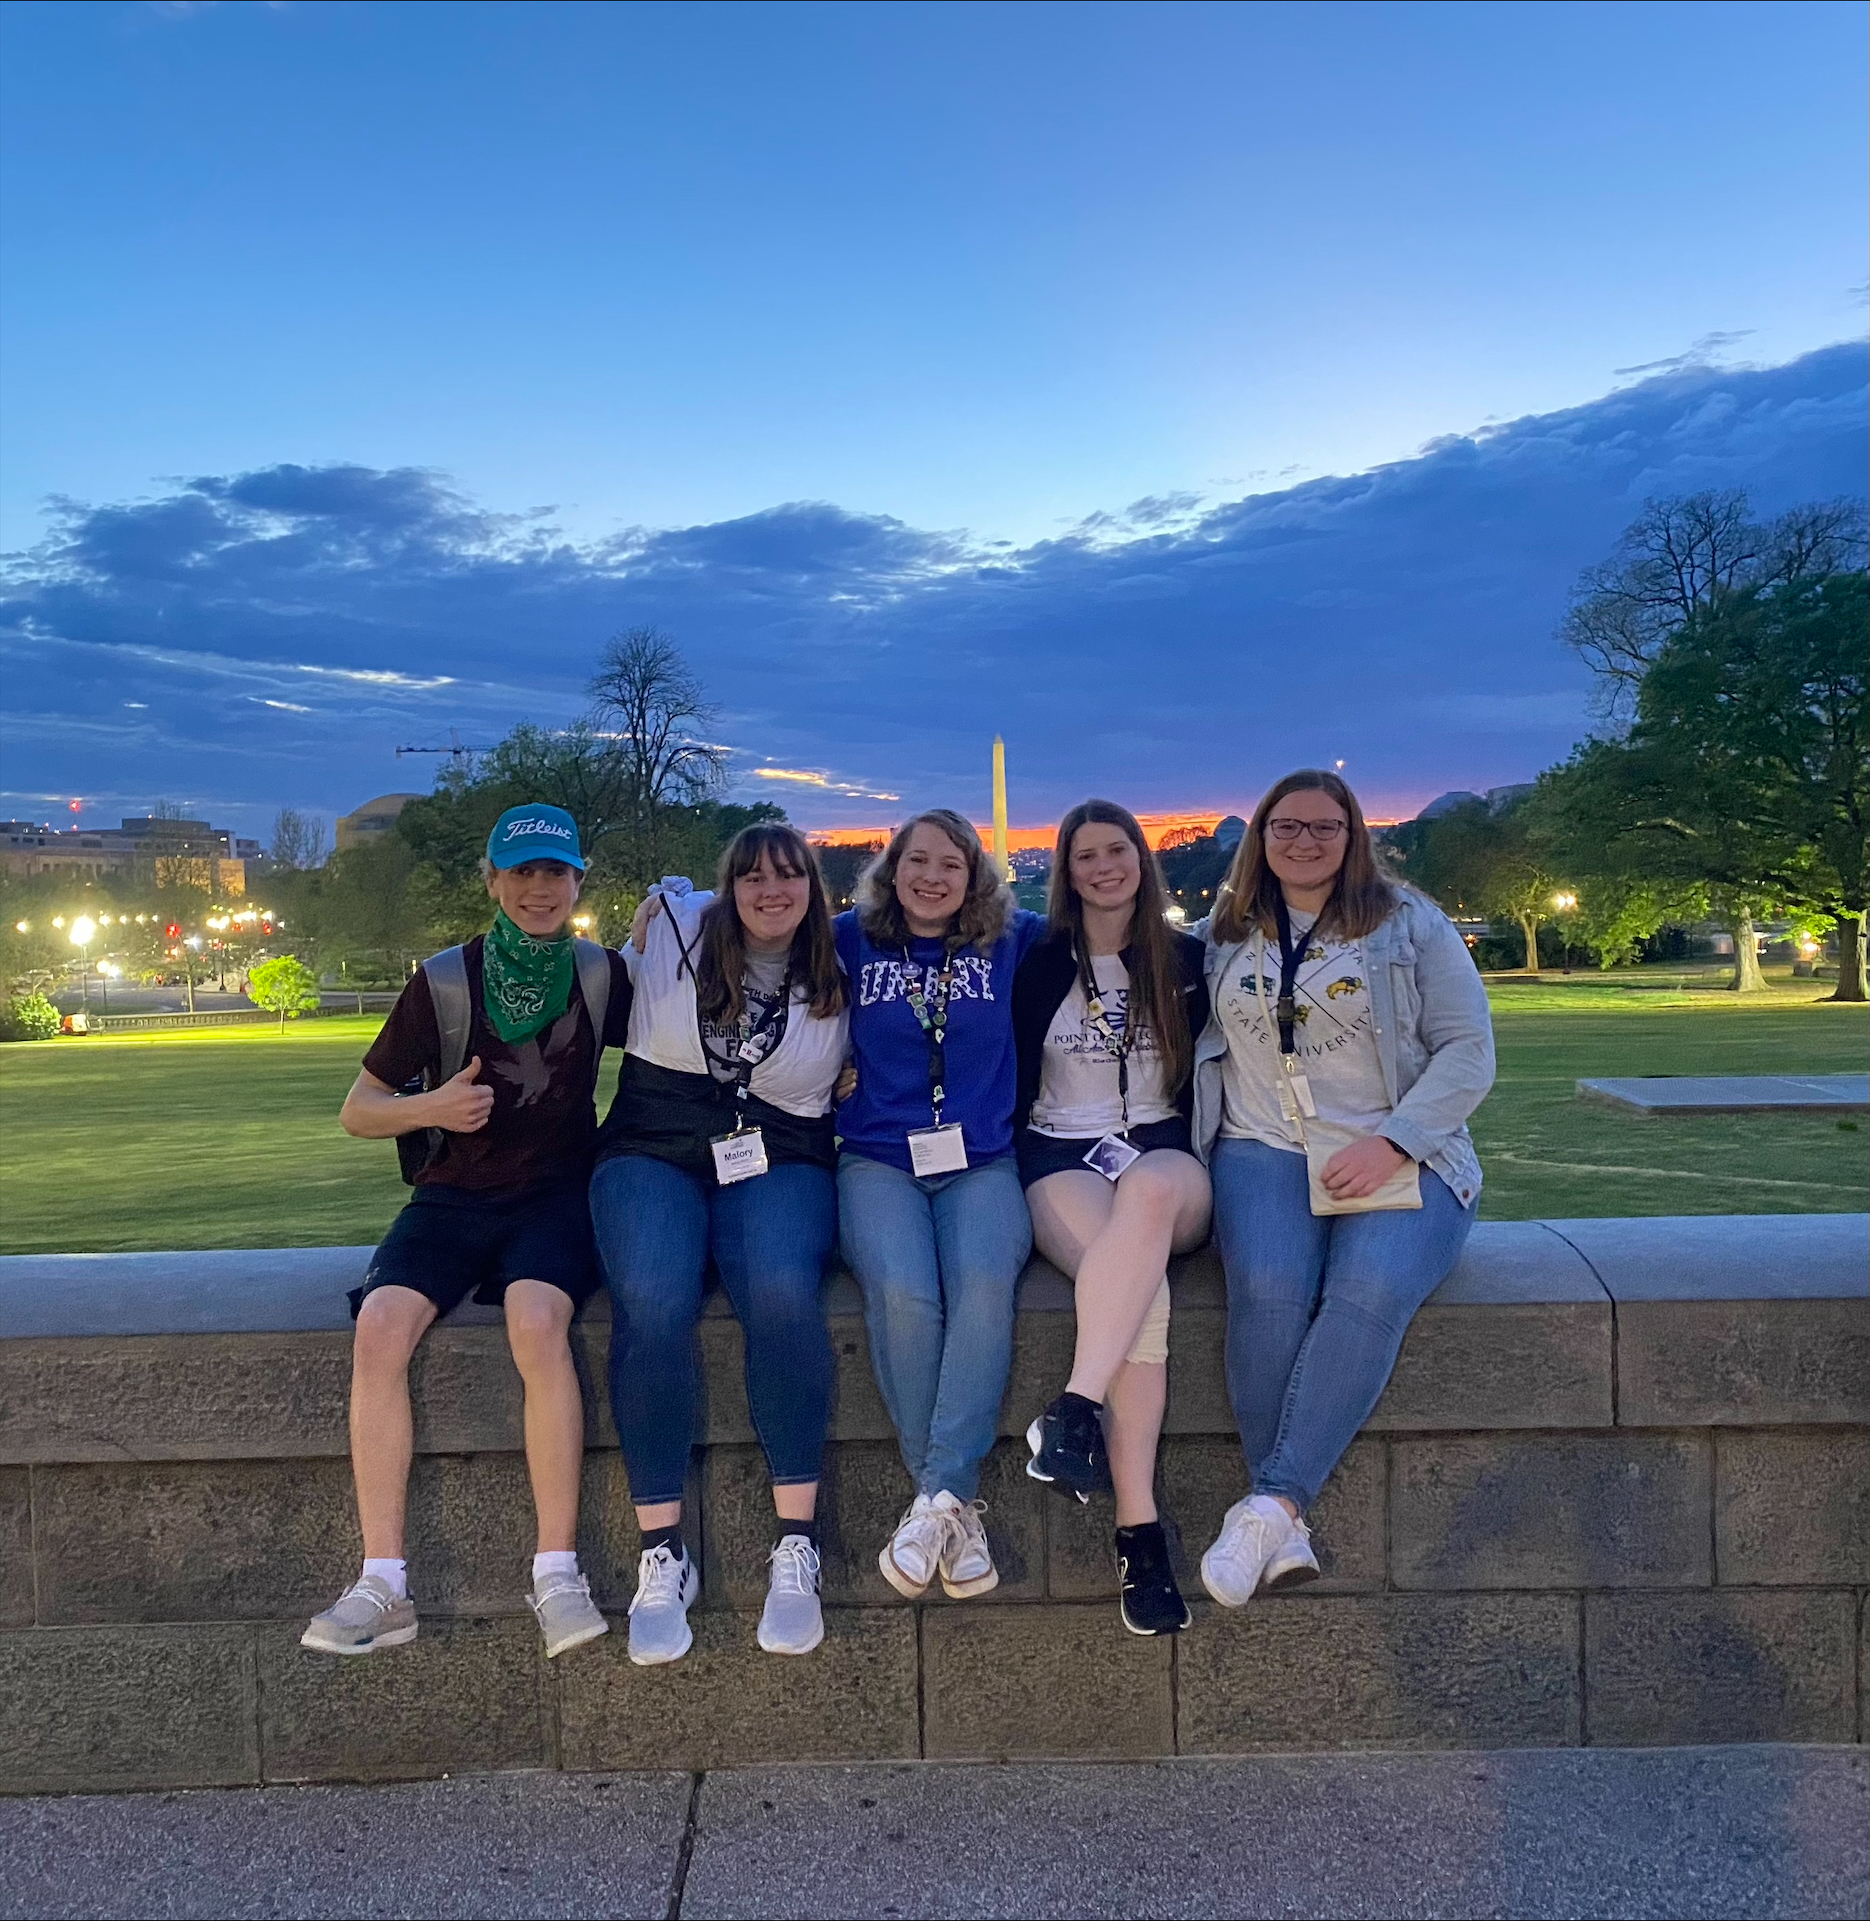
{"left": 833, "top": 809, "right": 1046, "bottom": 1601}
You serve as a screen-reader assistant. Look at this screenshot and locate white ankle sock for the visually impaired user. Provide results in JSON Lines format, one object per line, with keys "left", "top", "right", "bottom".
{"left": 533, "top": 1550, "right": 580, "bottom": 1582}
{"left": 361, "top": 1557, "right": 408, "bottom": 1599}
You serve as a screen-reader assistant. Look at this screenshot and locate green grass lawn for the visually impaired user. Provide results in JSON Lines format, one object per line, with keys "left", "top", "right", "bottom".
{"left": 0, "top": 971, "right": 1864, "bottom": 1253}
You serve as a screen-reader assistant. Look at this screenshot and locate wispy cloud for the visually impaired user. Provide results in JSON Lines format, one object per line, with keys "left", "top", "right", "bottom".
{"left": 2, "top": 343, "right": 1862, "bottom": 836}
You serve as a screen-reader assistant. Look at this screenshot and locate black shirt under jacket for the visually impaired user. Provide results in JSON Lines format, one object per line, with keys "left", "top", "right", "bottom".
{"left": 1010, "top": 925, "right": 1210, "bottom": 1133}
{"left": 594, "top": 1053, "right": 837, "bottom": 1183}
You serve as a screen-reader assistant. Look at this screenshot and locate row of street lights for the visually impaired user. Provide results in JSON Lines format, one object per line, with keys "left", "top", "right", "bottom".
{"left": 12, "top": 906, "right": 286, "bottom": 1014}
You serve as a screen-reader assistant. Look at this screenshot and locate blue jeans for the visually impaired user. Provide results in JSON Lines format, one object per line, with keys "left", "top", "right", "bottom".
{"left": 1210, "top": 1137, "right": 1476, "bottom": 1511}
{"left": 837, "top": 1151, "right": 1033, "bottom": 1502}
{"left": 591, "top": 1153, "right": 837, "bottom": 1506}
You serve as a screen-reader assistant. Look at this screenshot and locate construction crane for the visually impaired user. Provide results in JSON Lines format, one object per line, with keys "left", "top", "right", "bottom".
{"left": 394, "top": 728, "right": 495, "bottom": 768}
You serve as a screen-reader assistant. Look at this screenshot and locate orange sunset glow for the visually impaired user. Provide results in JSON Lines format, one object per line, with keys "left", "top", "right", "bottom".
{"left": 809, "top": 811, "right": 1228, "bottom": 852}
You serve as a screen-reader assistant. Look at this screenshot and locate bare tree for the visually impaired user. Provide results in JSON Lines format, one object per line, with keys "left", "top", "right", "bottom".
{"left": 1561, "top": 491, "right": 1867, "bottom": 722}
{"left": 269, "top": 807, "right": 328, "bottom": 870}
{"left": 588, "top": 628, "right": 728, "bottom": 877}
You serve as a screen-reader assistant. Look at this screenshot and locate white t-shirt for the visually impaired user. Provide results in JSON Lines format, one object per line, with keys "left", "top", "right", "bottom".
{"left": 623, "top": 887, "right": 848, "bottom": 1118}
{"left": 1215, "top": 914, "right": 1391, "bottom": 1150}
{"left": 1029, "top": 953, "right": 1179, "bottom": 1138}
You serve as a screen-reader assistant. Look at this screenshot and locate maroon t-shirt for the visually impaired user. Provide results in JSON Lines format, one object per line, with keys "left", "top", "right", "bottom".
{"left": 363, "top": 936, "right": 633, "bottom": 1194}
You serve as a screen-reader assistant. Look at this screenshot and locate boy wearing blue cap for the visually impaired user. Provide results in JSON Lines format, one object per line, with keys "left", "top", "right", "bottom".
{"left": 303, "top": 805, "right": 632, "bottom": 1661}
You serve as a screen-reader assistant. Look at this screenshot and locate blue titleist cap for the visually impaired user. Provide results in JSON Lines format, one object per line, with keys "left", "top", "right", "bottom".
{"left": 486, "top": 804, "right": 586, "bottom": 872}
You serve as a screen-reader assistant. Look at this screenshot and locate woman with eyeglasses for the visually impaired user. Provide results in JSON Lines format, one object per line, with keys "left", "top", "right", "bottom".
{"left": 1191, "top": 770, "right": 1494, "bottom": 1607}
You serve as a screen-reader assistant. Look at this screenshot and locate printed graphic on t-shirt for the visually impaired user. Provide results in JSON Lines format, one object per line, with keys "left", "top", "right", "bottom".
{"left": 487, "top": 1006, "right": 585, "bottom": 1105}
{"left": 855, "top": 951, "right": 999, "bottom": 1008}
{"left": 699, "top": 979, "right": 788, "bottom": 1082}
{"left": 1218, "top": 935, "right": 1371, "bottom": 1061}
{"left": 1030, "top": 956, "right": 1176, "bottom": 1137}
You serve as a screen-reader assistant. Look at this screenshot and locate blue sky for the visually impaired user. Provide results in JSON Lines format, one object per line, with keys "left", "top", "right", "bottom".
{"left": 1, "top": 0, "right": 1865, "bottom": 837}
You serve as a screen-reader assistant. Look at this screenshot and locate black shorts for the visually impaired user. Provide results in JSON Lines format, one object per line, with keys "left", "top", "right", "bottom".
{"left": 352, "top": 1181, "right": 600, "bottom": 1319}
{"left": 1016, "top": 1116, "right": 1195, "bottom": 1189}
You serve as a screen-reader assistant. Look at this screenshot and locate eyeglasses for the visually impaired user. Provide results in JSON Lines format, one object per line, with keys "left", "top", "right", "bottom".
{"left": 1266, "top": 818, "right": 1346, "bottom": 843}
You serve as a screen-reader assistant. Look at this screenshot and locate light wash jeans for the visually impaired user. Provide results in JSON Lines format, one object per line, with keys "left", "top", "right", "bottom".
{"left": 836, "top": 1151, "right": 1033, "bottom": 1502}
{"left": 591, "top": 1152, "right": 836, "bottom": 1506}
{"left": 1210, "top": 1137, "right": 1476, "bottom": 1511}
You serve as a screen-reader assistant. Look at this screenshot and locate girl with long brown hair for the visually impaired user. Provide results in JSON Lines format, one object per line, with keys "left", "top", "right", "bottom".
{"left": 1012, "top": 800, "right": 1211, "bottom": 1636}
{"left": 834, "top": 808, "right": 1048, "bottom": 1604}
{"left": 592, "top": 823, "right": 850, "bottom": 1667}
{"left": 1191, "top": 770, "right": 1494, "bottom": 1611}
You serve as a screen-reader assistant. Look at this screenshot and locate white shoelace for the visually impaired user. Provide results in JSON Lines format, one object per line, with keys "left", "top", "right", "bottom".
{"left": 768, "top": 1537, "right": 821, "bottom": 1595}
{"left": 893, "top": 1505, "right": 950, "bottom": 1574}
{"left": 942, "top": 1500, "right": 990, "bottom": 1568}
{"left": 629, "top": 1545, "right": 688, "bottom": 1615}
{"left": 533, "top": 1572, "right": 593, "bottom": 1610}
{"left": 340, "top": 1580, "right": 395, "bottom": 1614}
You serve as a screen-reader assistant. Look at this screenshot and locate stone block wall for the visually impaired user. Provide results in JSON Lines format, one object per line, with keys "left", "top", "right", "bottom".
{"left": 1, "top": 1215, "right": 1864, "bottom": 1791}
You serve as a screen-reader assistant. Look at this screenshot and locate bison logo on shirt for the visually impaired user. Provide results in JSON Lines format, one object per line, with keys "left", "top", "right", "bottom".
{"left": 1326, "top": 976, "right": 1364, "bottom": 1000}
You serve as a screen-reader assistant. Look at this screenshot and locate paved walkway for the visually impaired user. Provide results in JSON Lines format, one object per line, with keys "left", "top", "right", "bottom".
{"left": 2, "top": 1746, "right": 1863, "bottom": 1920}
{"left": 1576, "top": 1072, "right": 1869, "bottom": 1115}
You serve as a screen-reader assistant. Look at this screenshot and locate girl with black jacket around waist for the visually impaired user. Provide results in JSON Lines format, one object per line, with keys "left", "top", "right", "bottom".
{"left": 590, "top": 824, "right": 849, "bottom": 1668}
{"left": 1013, "top": 800, "right": 1212, "bottom": 1635}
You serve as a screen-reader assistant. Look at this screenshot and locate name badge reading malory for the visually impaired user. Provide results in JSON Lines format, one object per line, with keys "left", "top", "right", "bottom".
{"left": 907, "top": 1123, "right": 969, "bottom": 1177}
{"left": 711, "top": 1128, "right": 770, "bottom": 1185}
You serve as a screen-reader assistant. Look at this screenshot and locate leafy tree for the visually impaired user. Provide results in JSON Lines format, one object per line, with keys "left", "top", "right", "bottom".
{"left": 1390, "top": 797, "right": 1559, "bottom": 971}
{"left": 0, "top": 993, "right": 60, "bottom": 1041}
{"left": 1561, "top": 491, "right": 1865, "bottom": 722}
{"left": 1633, "top": 572, "right": 1869, "bottom": 1001}
{"left": 248, "top": 955, "right": 323, "bottom": 1031}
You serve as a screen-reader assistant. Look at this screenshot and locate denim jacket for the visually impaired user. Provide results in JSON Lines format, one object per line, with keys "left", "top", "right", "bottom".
{"left": 1190, "top": 888, "right": 1495, "bottom": 1205}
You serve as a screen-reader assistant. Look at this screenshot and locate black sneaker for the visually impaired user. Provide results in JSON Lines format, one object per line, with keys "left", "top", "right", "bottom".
{"left": 1116, "top": 1522, "right": 1191, "bottom": 1636}
{"left": 1025, "top": 1392, "right": 1108, "bottom": 1503}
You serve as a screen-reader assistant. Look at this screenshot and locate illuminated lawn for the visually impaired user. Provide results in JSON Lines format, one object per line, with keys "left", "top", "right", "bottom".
{"left": 0, "top": 974, "right": 1863, "bottom": 1253}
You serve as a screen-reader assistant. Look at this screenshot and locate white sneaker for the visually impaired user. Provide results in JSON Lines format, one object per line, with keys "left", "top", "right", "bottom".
{"left": 1262, "top": 1521, "right": 1320, "bottom": 1592}
{"left": 879, "top": 1493, "right": 947, "bottom": 1599}
{"left": 757, "top": 1535, "right": 825, "bottom": 1655}
{"left": 627, "top": 1544, "right": 700, "bottom": 1665}
{"left": 933, "top": 1492, "right": 998, "bottom": 1599}
{"left": 529, "top": 1569, "right": 610, "bottom": 1659}
{"left": 1200, "top": 1495, "right": 1304, "bottom": 1607}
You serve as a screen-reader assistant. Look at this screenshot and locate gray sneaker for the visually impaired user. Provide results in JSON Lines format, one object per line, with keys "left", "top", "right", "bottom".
{"left": 627, "top": 1544, "right": 700, "bottom": 1666}
{"left": 757, "top": 1535, "right": 824, "bottom": 1655}
{"left": 300, "top": 1574, "right": 418, "bottom": 1655}
{"left": 529, "top": 1570, "right": 610, "bottom": 1658}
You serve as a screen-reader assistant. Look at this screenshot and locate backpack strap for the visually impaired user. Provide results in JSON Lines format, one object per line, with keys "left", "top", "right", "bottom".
{"left": 423, "top": 944, "right": 473, "bottom": 1086}
{"left": 573, "top": 938, "right": 611, "bottom": 1086}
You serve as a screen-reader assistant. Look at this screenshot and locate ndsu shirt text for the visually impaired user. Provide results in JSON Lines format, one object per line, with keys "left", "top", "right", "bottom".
{"left": 833, "top": 907, "right": 1047, "bottom": 1174}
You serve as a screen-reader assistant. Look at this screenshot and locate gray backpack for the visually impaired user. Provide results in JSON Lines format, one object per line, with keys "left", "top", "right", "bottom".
{"left": 396, "top": 938, "right": 613, "bottom": 1182}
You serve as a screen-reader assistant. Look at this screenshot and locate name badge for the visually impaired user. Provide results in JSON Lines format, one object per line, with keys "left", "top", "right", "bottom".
{"left": 711, "top": 1128, "right": 769, "bottom": 1185}
{"left": 907, "top": 1123, "right": 969, "bottom": 1177}
{"left": 1082, "top": 1133, "right": 1142, "bottom": 1183}
{"left": 1278, "top": 1071, "right": 1317, "bottom": 1121}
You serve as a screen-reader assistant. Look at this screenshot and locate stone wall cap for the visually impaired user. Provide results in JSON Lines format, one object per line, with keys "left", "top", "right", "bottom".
{"left": 2, "top": 1215, "right": 1858, "bottom": 1339}
{"left": 1542, "top": 1214, "right": 1868, "bottom": 1300}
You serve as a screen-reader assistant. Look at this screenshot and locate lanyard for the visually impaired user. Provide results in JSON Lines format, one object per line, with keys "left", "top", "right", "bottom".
{"left": 669, "top": 909, "right": 792, "bottom": 1127}
{"left": 1270, "top": 897, "right": 1309, "bottom": 1056}
{"left": 900, "top": 942, "right": 959, "bottom": 1126}
{"left": 1074, "top": 940, "right": 1137, "bottom": 1133}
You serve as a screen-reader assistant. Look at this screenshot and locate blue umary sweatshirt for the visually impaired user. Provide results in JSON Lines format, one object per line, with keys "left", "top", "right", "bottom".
{"left": 834, "top": 907, "right": 1047, "bottom": 1173}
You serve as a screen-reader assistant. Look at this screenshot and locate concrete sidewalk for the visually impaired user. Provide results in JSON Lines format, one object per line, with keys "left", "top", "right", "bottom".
{"left": 2, "top": 1747, "right": 1864, "bottom": 1921}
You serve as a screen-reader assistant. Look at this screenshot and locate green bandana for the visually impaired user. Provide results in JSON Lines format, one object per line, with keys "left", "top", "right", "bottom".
{"left": 482, "top": 909, "right": 575, "bottom": 1045}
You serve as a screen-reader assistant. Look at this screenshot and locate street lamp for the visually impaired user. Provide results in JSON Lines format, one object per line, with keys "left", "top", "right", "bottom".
{"left": 69, "top": 915, "right": 96, "bottom": 1008}
{"left": 96, "top": 960, "right": 120, "bottom": 1014}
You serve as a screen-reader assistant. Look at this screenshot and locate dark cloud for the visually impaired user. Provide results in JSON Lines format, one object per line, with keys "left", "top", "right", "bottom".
{"left": 2, "top": 342, "right": 1864, "bottom": 832}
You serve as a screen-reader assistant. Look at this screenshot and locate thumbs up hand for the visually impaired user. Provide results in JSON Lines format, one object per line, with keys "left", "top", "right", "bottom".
{"left": 427, "top": 1055, "right": 496, "bottom": 1133}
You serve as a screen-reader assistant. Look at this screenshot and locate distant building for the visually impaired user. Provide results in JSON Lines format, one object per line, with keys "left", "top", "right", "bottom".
{"left": 1213, "top": 815, "right": 1246, "bottom": 851}
{"left": 336, "top": 793, "right": 422, "bottom": 852}
{"left": 1417, "top": 790, "right": 1483, "bottom": 821}
{"left": 1, "top": 817, "right": 247, "bottom": 894}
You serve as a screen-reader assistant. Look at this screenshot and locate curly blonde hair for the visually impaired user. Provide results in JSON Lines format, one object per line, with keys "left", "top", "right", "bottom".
{"left": 855, "top": 808, "right": 1014, "bottom": 952}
